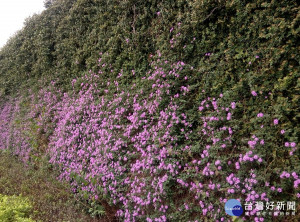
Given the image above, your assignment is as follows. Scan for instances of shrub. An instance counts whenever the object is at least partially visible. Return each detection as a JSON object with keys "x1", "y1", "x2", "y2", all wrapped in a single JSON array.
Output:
[
  {"x1": 0, "y1": 194, "x2": 34, "y2": 222},
  {"x1": 0, "y1": 0, "x2": 299, "y2": 221}
]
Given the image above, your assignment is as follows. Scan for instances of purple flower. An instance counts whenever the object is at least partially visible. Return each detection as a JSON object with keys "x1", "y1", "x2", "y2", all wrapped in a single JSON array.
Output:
[
  {"x1": 280, "y1": 171, "x2": 286, "y2": 178},
  {"x1": 294, "y1": 179, "x2": 300, "y2": 188},
  {"x1": 290, "y1": 142, "x2": 296, "y2": 148},
  {"x1": 280, "y1": 129, "x2": 285, "y2": 134},
  {"x1": 291, "y1": 172, "x2": 298, "y2": 179},
  {"x1": 215, "y1": 160, "x2": 221, "y2": 165},
  {"x1": 277, "y1": 188, "x2": 282, "y2": 192},
  {"x1": 231, "y1": 102, "x2": 236, "y2": 109},
  {"x1": 273, "y1": 119, "x2": 279, "y2": 125},
  {"x1": 284, "y1": 142, "x2": 289, "y2": 147},
  {"x1": 257, "y1": 113, "x2": 264, "y2": 118},
  {"x1": 251, "y1": 91, "x2": 257, "y2": 96},
  {"x1": 227, "y1": 113, "x2": 232, "y2": 120}
]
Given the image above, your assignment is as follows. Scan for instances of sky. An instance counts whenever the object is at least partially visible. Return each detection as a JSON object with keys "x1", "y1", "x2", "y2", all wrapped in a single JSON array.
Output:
[{"x1": 0, "y1": 0, "x2": 45, "y2": 49}]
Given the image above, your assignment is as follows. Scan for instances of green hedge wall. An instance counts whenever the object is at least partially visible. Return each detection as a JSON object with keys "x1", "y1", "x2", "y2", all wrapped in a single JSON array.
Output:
[{"x1": 0, "y1": 0, "x2": 299, "y2": 220}]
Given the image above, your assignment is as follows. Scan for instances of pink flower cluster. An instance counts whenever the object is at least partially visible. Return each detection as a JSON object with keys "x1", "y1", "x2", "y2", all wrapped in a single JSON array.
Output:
[{"x1": 0, "y1": 48, "x2": 298, "y2": 221}]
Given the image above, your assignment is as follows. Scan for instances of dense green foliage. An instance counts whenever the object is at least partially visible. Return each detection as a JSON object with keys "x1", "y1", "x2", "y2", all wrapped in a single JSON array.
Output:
[
  {"x1": 0, "y1": 194, "x2": 34, "y2": 222},
  {"x1": 0, "y1": 151, "x2": 110, "y2": 221},
  {"x1": 1, "y1": 0, "x2": 298, "y2": 104},
  {"x1": 0, "y1": 0, "x2": 299, "y2": 221},
  {"x1": 1, "y1": 0, "x2": 299, "y2": 143}
]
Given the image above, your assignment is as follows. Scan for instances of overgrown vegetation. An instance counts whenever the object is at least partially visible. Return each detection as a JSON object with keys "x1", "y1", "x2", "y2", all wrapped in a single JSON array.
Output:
[
  {"x1": 0, "y1": 193, "x2": 34, "y2": 222},
  {"x1": 0, "y1": 0, "x2": 299, "y2": 221},
  {"x1": 0, "y1": 151, "x2": 114, "y2": 221}
]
